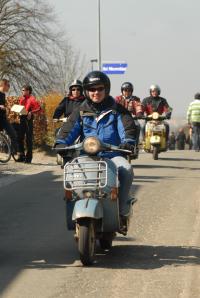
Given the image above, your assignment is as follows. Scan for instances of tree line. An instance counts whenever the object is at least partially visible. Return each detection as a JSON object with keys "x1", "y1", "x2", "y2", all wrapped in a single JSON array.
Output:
[{"x1": 0, "y1": 0, "x2": 86, "y2": 95}]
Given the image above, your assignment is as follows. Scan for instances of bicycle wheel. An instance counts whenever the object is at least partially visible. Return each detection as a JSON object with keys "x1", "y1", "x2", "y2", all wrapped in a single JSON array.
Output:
[
  {"x1": 0, "y1": 133, "x2": 11, "y2": 163},
  {"x1": 3, "y1": 132, "x2": 18, "y2": 161}
]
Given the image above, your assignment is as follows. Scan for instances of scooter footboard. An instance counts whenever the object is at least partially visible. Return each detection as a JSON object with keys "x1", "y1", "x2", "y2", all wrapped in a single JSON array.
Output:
[{"x1": 72, "y1": 199, "x2": 103, "y2": 221}]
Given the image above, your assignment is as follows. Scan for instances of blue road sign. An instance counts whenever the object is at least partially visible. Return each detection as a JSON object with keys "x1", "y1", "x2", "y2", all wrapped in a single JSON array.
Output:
[{"x1": 102, "y1": 62, "x2": 128, "y2": 75}]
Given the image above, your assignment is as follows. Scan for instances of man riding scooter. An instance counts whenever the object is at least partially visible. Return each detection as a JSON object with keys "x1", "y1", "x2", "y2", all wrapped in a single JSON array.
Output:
[
  {"x1": 53, "y1": 80, "x2": 85, "y2": 164},
  {"x1": 116, "y1": 82, "x2": 142, "y2": 151},
  {"x1": 142, "y1": 84, "x2": 172, "y2": 141},
  {"x1": 55, "y1": 71, "x2": 137, "y2": 232},
  {"x1": 53, "y1": 80, "x2": 85, "y2": 121}
]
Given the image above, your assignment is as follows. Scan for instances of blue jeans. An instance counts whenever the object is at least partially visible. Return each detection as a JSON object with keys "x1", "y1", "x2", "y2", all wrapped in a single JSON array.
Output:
[
  {"x1": 192, "y1": 123, "x2": 200, "y2": 150},
  {"x1": 111, "y1": 156, "x2": 134, "y2": 216}
]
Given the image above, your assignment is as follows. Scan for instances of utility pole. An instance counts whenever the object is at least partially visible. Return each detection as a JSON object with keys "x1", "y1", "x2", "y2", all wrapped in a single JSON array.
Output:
[{"x1": 98, "y1": 0, "x2": 101, "y2": 71}]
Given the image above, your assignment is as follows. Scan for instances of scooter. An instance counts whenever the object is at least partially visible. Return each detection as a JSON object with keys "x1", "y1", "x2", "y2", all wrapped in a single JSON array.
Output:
[
  {"x1": 128, "y1": 115, "x2": 143, "y2": 162},
  {"x1": 55, "y1": 136, "x2": 135, "y2": 266},
  {"x1": 143, "y1": 112, "x2": 168, "y2": 160},
  {"x1": 53, "y1": 118, "x2": 68, "y2": 166}
]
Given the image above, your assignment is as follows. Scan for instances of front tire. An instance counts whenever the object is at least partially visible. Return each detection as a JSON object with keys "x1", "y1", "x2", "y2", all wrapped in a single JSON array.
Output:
[
  {"x1": 99, "y1": 233, "x2": 114, "y2": 250},
  {"x1": 153, "y1": 146, "x2": 159, "y2": 160},
  {"x1": 0, "y1": 133, "x2": 11, "y2": 163},
  {"x1": 78, "y1": 219, "x2": 95, "y2": 266}
]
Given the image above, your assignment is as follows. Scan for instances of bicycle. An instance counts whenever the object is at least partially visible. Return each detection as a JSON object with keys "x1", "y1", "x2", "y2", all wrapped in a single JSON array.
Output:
[
  {"x1": 53, "y1": 118, "x2": 68, "y2": 166},
  {"x1": 0, "y1": 130, "x2": 18, "y2": 163}
]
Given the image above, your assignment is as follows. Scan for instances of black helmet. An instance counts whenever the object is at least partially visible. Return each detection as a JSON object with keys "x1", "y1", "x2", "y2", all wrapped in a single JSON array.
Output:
[
  {"x1": 194, "y1": 93, "x2": 200, "y2": 100},
  {"x1": 83, "y1": 71, "x2": 110, "y2": 98},
  {"x1": 150, "y1": 84, "x2": 161, "y2": 95},
  {"x1": 121, "y1": 82, "x2": 134, "y2": 93},
  {"x1": 69, "y1": 79, "x2": 83, "y2": 90}
]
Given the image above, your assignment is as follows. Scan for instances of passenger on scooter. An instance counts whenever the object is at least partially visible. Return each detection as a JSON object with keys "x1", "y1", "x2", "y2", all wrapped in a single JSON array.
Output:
[
  {"x1": 55, "y1": 71, "x2": 137, "y2": 224},
  {"x1": 116, "y1": 82, "x2": 143, "y2": 146},
  {"x1": 142, "y1": 84, "x2": 172, "y2": 140}
]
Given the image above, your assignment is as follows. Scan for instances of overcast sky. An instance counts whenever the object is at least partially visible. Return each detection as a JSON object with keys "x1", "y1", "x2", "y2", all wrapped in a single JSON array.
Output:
[{"x1": 48, "y1": 0, "x2": 200, "y2": 116}]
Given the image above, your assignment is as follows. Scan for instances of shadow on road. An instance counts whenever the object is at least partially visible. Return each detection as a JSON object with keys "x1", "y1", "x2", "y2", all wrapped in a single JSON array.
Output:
[
  {"x1": 93, "y1": 244, "x2": 200, "y2": 269},
  {"x1": 159, "y1": 157, "x2": 200, "y2": 162},
  {"x1": 0, "y1": 170, "x2": 77, "y2": 295},
  {"x1": 134, "y1": 175, "x2": 176, "y2": 183},
  {"x1": 29, "y1": 162, "x2": 56, "y2": 166},
  {"x1": 134, "y1": 164, "x2": 200, "y2": 171}
]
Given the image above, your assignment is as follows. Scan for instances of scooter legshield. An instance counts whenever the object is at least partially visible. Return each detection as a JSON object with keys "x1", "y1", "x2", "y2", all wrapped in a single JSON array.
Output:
[{"x1": 72, "y1": 198, "x2": 103, "y2": 221}]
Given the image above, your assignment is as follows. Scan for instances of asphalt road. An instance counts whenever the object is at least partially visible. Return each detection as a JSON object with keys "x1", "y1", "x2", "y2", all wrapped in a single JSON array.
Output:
[{"x1": 0, "y1": 150, "x2": 200, "y2": 298}]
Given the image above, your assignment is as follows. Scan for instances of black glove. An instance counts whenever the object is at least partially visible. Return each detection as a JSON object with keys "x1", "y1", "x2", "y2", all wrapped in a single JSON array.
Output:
[
  {"x1": 165, "y1": 112, "x2": 171, "y2": 120},
  {"x1": 119, "y1": 143, "x2": 135, "y2": 152},
  {"x1": 54, "y1": 143, "x2": 67, "y2": 156},
  {"x1": 54, "y1": 143, "x2": 66, "y2": 149}
]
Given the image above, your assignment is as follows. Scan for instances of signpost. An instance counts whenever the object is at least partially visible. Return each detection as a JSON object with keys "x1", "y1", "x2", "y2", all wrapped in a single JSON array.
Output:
[{"x1": 102, "y1": 62, "x2": 128, "y2": 75}]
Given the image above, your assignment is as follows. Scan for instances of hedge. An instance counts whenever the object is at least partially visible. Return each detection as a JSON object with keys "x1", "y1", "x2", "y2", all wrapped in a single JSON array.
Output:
[{"x1": 6, "y1": 93, "x2": 63, "y2": 146}]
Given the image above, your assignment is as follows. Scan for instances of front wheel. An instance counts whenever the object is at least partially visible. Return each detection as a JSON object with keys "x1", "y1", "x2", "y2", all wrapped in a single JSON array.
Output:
[
  {"x1": 0, "y1": 133, "x2": 11, "y2": 163},
  {"x1": 78, "y1": 219, "x2": 96, "y2": 266},
  {"x1": 153, "y1": 146, "x2": 159, "y2": 160}
]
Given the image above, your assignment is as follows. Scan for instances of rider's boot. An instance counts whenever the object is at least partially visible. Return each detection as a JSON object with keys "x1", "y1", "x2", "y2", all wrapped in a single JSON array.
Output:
[{"x1": 119, "y1": 198, "x2": 137, "y2": 235}]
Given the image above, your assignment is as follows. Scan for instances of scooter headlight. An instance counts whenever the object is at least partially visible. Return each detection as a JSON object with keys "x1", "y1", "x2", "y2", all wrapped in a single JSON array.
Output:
[
  {"x1": 152, "y1": 112, "x2": 159, "y2": 120},
  {"x1": 83, "y1": 137, "x2": 101, "y2": 154}
]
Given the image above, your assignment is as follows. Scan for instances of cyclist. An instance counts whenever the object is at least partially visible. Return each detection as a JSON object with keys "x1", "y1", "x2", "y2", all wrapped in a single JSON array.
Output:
[{"x1": 0, "y1": 79, "x2": 18, "y2": 154}]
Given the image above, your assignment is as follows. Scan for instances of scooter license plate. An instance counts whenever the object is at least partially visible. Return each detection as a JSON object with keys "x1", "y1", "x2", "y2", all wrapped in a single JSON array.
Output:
[{"x1": 150, "y1": 135, "x2": 160, "y2": 144}]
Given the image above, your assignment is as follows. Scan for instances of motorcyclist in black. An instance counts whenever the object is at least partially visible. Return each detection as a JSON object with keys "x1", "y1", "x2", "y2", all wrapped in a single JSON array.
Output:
[{"x1": 53, "y1": 80, "x2": 85, "y2": 120}]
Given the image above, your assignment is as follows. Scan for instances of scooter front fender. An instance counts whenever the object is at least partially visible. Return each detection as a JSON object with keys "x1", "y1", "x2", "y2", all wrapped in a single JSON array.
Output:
[{"x1": 72, "y1": 198, "x2": 103, "y2": 221}]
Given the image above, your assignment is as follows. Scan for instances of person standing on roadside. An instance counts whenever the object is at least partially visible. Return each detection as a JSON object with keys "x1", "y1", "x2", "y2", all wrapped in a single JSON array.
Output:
[
  {"x1": 17, "y1": 85, "x2": 41, "y2": 163},
  {"x1": 176, "y1": 128, "x2": 186, "y2": 150},
  {"x1": 187, "y1": 93, "x2": 200, "y2": 152},
  {"x1": 0, "y1": 79, "x2": 18, "y2": 154},
  {"x1": 168, "y1": 132, "x2": 176, "y2": 150}
]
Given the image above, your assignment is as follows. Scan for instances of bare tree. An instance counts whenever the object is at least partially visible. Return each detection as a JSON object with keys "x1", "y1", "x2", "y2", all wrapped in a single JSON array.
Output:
[
  {"x1": 52, "y1": 42, "x2": 87, "y2": 95},
  {"x1": 0, "y1": 0, "x2": 86, "y2": 95}
]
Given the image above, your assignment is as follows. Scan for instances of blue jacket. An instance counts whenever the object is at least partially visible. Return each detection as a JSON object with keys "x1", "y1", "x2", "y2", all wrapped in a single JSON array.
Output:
[{"x1": 56, "y1": 96, "x2": 137, "y2": 158}]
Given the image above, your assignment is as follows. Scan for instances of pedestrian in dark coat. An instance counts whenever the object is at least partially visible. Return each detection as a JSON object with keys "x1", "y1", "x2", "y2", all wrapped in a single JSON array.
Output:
[{"x1": 176, "y1": 128, "x2": 186, "y2": 150}]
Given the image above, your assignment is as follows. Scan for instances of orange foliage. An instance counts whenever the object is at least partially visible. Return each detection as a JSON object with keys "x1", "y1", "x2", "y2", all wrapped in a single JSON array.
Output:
[
  {"x1": 6, "y1": 96, "x2": 20, "y2": 123},
  {"x1": 42, "y1": 92, "x2": 63, "y2": 144}
]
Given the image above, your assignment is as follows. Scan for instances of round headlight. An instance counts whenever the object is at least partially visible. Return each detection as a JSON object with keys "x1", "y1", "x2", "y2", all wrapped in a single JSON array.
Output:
[
  {"x1": 152, "y1": 112, "x2": 159, "y2": 120},
  {"x1": 83, "y1": 137, "x2": 101, "y2": 154}
]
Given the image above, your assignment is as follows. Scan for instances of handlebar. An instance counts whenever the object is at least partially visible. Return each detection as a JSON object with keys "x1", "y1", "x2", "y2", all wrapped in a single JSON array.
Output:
[
  {"x1": 53, "y1": 140, "x2": 132, "y2": 154},
  {"x1": 134, "y1": 115, "x2": 168, "y2": 121},
  {"x1": 53, "y1": 117, "x2": 68, "y2": 123}
]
